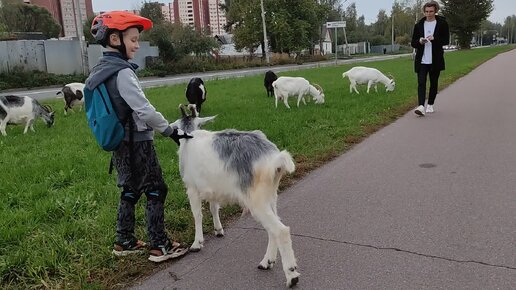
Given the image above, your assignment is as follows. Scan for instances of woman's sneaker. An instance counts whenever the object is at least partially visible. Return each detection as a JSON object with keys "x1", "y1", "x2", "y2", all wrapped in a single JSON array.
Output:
[
  {"x1": 148, "y1": 239, "x2": 189, "y2": 263},
  {"x1": 426, "y1": 104, "x2": 434, "y2": 113},
  {"x1": 112, "y1": 239, "x2": 147, "y2": 256},
  {"x1": 414, "y1": 105, "x2": 425, "y2": 116}
]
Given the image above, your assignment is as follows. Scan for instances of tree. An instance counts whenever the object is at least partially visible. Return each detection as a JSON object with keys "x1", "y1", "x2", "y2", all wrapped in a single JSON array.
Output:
[
  {"x1": 83, "y1": 14, "x2": 96, "y2": 44},
  {"x1": 0, "y1": 2, "x2": 61, "y2": 39},
  {"x1": 441, "y1": 0, "x2": 493, "y2": 49},
  {"x1": 140, "y1": 2, "x2": 164, "y2": 25}
]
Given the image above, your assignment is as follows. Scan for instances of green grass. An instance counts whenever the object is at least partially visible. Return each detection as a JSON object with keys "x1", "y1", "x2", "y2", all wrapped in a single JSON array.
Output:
[{"x1": 0, "y1": 45, "x2": 513, "y2": 289}]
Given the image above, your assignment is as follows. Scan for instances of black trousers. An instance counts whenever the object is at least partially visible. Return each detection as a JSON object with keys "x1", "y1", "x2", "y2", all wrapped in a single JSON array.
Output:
[{"x1": 417, "y1": 64, "x2": 441, "y2": 106}]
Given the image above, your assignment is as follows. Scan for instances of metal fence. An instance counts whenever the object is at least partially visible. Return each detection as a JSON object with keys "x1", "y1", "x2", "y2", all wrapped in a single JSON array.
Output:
[{"x1": 0, "y1": 40, "x2": 159, "y2": 75}]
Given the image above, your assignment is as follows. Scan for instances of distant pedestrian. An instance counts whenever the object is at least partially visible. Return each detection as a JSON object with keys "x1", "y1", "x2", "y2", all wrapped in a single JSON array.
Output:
[{"x1": 411, "y1": 0, "x2": 449, "y2": 116}]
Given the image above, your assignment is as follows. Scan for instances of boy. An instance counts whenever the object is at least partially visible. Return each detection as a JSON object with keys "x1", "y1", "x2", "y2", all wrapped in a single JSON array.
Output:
[{"x1": 85, "y1": 11, "x2": 191, "y2": 262}]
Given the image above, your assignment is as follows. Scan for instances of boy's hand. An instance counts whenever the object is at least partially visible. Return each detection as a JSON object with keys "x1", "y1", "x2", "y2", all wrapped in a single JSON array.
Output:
[
  {"x1": 420, "y1": 37, "x2": 428, "y2": 44},
  {"x1": 170, "y1": 128, "x2": 193, "y2": 145}
]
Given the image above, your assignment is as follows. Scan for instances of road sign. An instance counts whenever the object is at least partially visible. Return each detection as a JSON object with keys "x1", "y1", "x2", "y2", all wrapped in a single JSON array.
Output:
[{"x1": 326, "y1": 21, "x2": 346, "y2": 28}]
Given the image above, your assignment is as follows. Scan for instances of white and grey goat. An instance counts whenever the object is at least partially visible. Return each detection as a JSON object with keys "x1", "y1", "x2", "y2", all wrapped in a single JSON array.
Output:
[
  {"x1": 170, "y1": 104, "x2": 300, "y2": 288},
  {"x1": 342, "y1": 66, "x2": 395, "y2": 94},
  {"x1": 56, "y1": 82, "x2": 85, "y2": 115},
  {"x1": 272, "y1": 76, "x2": 325, "y2": 109},
  {"x1": 0, "y1": 95, "x2": 55, "y2": 136}
]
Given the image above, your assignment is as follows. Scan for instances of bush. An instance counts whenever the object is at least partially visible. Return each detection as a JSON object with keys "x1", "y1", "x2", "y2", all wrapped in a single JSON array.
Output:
[{"x1": 0, "y1": 68, "x2": 86, "y2": 91}]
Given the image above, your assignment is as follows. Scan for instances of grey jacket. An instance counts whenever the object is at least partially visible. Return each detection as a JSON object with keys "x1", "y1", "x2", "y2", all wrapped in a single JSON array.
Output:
[{"x1": 85, "y1": 53, "x2": 173, "y2": 141}]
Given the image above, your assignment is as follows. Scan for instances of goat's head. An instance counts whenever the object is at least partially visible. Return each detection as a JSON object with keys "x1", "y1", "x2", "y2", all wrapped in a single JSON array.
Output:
[
  {"x1": 169, "y1": 104, "x2": 216, "y2": 134},
  {"x1": 41, "y1": 105, "x2": 55, "y2": 127},
  {"x1": 385, "y1": 74, "x2": 396, "y2": 92},
  {"x1": 312, "y1": 84, "x2": 325, "y2": 104}
]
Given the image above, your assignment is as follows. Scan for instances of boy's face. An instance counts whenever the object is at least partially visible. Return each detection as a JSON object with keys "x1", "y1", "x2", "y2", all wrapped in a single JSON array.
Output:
[{"x1": 108, "y1": 27, "x2": 140, "y2": 59}]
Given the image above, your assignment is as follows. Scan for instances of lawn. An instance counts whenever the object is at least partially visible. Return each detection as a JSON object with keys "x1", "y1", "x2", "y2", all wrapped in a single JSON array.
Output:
[{"x1": 0, "y1": 45, "x2": 513, "y2": 289}]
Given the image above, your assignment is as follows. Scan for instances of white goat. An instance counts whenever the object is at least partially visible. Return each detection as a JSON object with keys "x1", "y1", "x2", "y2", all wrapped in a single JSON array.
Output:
[
  {"x1": 170, "y1": 104, "x2": 300, "y2": 288},
  {"x1": 56, "y1": 82, "x2": 85, "y2": 115},
  {"x1": 0, "y1": 95, "x2": 55, "y2": 136},
  {"x1": 272, "y1": 76, "x2": 325, "y2": 109},
  {"x1": 342, "y1": 66, "x2": 395, "y2": 94}
]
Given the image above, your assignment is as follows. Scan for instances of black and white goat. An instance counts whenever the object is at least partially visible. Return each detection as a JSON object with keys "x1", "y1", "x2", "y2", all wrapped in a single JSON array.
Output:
[
  {"x1": 264, "y1": 70, "x2": 278, "y2": 97},
  {"x1": 272, "y1": 76, "x2": 325, "y2": 109},
  {"x1": 0, "y1": 95, "x2": 55, "y2": 136},
  {"x1": 170, "y1": 104, "x2": 300, "y2": 288},
  {"x1": 342, "y1": 66, "x2": 395, "y2": 94},
  {"x1": 56, "y1": 82, "x2": 85, "y2": 115},
  {"x1": 185, "y1": 78, "x2": 207, "y2": 114}
]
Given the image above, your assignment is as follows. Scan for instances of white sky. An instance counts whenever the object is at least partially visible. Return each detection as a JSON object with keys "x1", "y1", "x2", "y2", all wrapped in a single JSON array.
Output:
[{"x1": 91, "y1": 0, "x2": 514, "y2": 24}]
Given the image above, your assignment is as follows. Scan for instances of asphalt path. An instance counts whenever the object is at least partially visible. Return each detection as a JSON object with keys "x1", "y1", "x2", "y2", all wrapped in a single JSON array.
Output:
[
  {"x1": 0, "y1": 54, "x2": 409, "y2": 100},
  {"x1": 129, "y1": 48, "x2": 516, "y2": 289}
]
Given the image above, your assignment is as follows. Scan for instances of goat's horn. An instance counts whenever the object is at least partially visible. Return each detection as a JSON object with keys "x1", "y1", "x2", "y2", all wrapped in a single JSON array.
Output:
[
  {"x1": 313, "y1": 84, "x2": 323, "y2": 93},
  {"x1": 179, "y1": 104, "x2": 187, "y2": 117},
  {"x1": 188, "y1": 104, "x2": 198, "y2": 118},
  {"x1": 43, "y1": 105, "x2": 53, "y2": 113},
  {"x1": 387, "y1": 73, "x2": 395, "y2": 80}
]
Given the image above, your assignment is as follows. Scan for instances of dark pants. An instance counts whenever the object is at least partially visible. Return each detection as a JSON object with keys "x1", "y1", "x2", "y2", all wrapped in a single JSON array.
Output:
[
  {"x1": 113, "y1": 140, "x2": 169, "y2": 248},
  {"x1": 417, "y1": 64, "x2": 441, "y2": 106}
]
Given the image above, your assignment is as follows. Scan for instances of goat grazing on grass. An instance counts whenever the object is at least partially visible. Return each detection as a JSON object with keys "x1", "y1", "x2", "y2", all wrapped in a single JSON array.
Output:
[
  {"x1": 264, "y1": 70, "x2": 278, "y2": 97},
  {"x1": 170, "y1": 104, "x2": 300, "y2": 288},
  {"x1": 342, "y1": 66, "x2": 395, "y2": 94},
  {"x1": 0, "y1": 95, "x2": 55, "y2": 136},
  {"x1": 56, "y1": 82, "x2": 85, "y2": 115},
  {"x1": 272, "y1": 76, "x2": 325, "y2": 109},
  {"x1": 186, "y1": 78, "x2": 207, "y2": 114}
]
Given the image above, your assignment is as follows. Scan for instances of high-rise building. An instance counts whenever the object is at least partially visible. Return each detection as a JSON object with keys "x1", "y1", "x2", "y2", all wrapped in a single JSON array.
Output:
[
  {"x1": 168, "y1": 0, "x2": 227, "y2": 36},
  {"x1": 27, "y1": 0, "x2": 93, "y2": 38}
]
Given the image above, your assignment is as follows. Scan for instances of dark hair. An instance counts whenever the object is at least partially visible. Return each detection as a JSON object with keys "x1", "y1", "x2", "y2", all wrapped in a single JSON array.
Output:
[{"x1": 422, "y1": 1, "x2": 440, "y2": 13}]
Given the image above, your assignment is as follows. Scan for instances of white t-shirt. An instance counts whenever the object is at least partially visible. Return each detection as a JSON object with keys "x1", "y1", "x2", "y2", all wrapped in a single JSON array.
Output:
[{"x1": 422, "y1": 20, "x2": 437, "y2": 64}]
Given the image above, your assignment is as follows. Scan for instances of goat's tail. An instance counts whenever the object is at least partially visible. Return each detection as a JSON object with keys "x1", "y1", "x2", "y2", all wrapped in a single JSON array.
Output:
[
  {"x1": 342, "y1": 71, "x2": 348, "y2": 79},
  {"x1": 274, "y1": 150, "x2": 295, "y2": 174}
]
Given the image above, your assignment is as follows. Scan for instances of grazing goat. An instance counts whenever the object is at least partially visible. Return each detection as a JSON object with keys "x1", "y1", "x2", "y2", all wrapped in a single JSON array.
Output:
[
  {"x1": 0, "y1": 95, "x2": 55, "y2": 136},
  {"x1": 170, "y1": 104, "x2": 300, "y2": 288},
  {"x1": 56, "y1": 82, "x2": 85, "y2": 115},
  {"x1": 272, "y1": 76, "x2": 325, "y2": 109},
  {"x1": 185, "y1": 78, "x2": 207, "y2": 114},
  {"x1": 342, "y1": 66, "x2": 395, "y2": 94},
  {"x1": 264, "y1": 70, "x2": 278, "y2": 97}
]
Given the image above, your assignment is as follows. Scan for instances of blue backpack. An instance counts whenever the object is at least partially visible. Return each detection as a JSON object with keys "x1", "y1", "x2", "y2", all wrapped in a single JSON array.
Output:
[{"x1": 84, "y1": 83, "x2": 125, "y2": 151}]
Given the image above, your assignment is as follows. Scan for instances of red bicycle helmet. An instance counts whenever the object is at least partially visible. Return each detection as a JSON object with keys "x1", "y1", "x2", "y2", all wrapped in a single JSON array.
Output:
[{"x1": 91, "y1": 11, "x2": 153, "y2": 46}]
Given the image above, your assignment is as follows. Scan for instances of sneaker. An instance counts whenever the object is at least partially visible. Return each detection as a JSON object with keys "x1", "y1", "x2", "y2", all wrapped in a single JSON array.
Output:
[
  {"x1": 112, "y1": 239, "x2": 147, "y2": 256},
  {"x1": 426, "y1": 104, "x2": 434, "y2": 113},
  {"x1": 414, "y1": 105, "x2": 425, "y2": 116},
  {"x1": 148, "y1": 240, "x2": 189, "y2": 263}
]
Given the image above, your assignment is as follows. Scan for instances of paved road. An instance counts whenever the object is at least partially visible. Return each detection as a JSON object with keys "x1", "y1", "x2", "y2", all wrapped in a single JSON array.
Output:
[
  {"x1": 129, "y1": 48, "x2": 516, "y2": 289},
  {"x1": 0, "y1": 54, "x2": 409, "y2": 100}
]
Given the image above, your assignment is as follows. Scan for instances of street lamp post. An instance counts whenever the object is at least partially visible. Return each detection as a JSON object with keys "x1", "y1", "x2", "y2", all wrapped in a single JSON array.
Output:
[{"x1": 260, "y1": 0, "x2": 270, "y2": 64}]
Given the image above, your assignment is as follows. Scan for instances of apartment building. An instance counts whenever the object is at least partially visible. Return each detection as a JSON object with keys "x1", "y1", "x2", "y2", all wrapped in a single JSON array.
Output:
[
  {"x1": 27, "y1": 0, "x2": 93, "y2": 38},
  {"x1": 167, "y1": 0, "x2": 227, "y2": 36}
]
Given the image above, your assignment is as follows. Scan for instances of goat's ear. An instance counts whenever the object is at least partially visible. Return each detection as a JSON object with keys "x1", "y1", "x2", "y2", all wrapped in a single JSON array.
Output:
[
  {"x1": 187, "y1": 104, "x2": 198, "y2": 117},
  {"x1": 197, "y1": 115, "x2": 216, "y2": 127},
  {"x1": 179, "y1": 104, "x2": 187, "y2": 117}
]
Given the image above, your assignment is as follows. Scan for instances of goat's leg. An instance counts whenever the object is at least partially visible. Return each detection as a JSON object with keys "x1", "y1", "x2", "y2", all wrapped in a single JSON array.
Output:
[
  {"x1": 374, "y1": 84, "x2": 378, "y2": 93},
  {"x1": 250, "y1": 205, "x2": 300, "y2": 287},
  {"x1": 187, "y1": 187, "x2": 204, "y2": 251},
  {"x1": 257, "y1": 198, "x2": 279, "y2": 270},
  {"x1": 367, "y1": 81, "x2": 373, "y2": 93},
  {"x1": 0, "y1": 118, "x2": 8, "y2": 136},
  {"x1": 23, "y1": 119, "x2": 33, "y2": 134},
  {"x1": 275, "y1": 94, "x2": 279, "y2": 108},
  {"x1": 283, "y1": 96, "x2": 291, "y2": 109},
  {"x1": 351, "y1": 82, "x2": 360, "y2": 94},
  {"x1": 209, "y1": 201, "x2": 224, "y2": 237}
]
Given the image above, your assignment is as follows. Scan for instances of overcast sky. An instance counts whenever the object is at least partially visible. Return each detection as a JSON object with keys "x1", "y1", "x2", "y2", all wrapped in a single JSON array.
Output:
[{"x1": 91, "y1": 0, "x2": 514, "y2": 25}]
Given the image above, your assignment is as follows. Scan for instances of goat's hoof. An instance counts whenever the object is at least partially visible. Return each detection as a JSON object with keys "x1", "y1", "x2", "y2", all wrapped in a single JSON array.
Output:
[
  {"x1": 288, "y1": 277, "x2": 299, "y2": 288},
  {"x1": 189, "y1": 247, "x2": 201, "y2": 252},
  {"x1": 214, "y1": 229, "x2": 224, "y2": 237},
  {"x1": 258, "y1": 259, "x2": 274, "y2": 270}
]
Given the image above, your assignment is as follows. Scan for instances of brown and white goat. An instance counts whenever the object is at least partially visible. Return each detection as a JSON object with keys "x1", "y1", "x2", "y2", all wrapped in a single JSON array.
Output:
[
  {"x1": 170, "y1": 104, "x2": 300, "y2": 288},
  {"x1": 0, "y1": 95, "x2": 55, "y2": 136}
]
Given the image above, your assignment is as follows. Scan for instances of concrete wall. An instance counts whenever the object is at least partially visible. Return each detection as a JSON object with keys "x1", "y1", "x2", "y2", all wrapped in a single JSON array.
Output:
[
  {"x1": 0, "y1": 40, "x2": 47, "y2": 73},
  {"x1": 0, "y1": 40, "x2": 159, "y2": 75}
]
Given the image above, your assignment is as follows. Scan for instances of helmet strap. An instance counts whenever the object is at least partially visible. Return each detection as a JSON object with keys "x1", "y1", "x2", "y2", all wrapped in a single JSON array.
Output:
[{"x1": 107, "y1": 31, "x2": 128, "y2": 60}]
